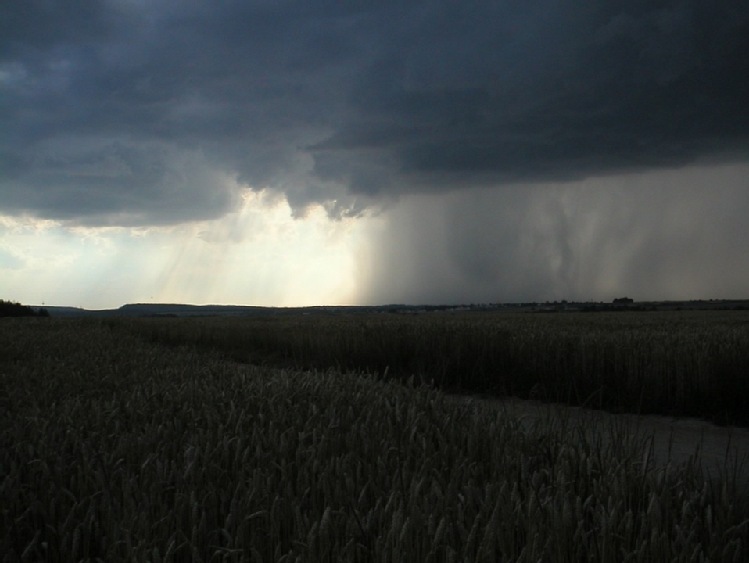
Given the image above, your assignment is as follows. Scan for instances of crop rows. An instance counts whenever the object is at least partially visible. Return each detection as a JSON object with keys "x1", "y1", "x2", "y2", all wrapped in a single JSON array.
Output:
[
  {"x1": 1, "y1": 319, "x2": 748, "y2": 561},
  {"x1": 120, "y1": 311, "x2": 749, "y2": 424}
]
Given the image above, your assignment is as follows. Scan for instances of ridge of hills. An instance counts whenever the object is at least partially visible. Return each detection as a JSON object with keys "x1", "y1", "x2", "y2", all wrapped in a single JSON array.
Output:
[{"x1": 31, "y1": 299, "x2": 749, "y2": 318}]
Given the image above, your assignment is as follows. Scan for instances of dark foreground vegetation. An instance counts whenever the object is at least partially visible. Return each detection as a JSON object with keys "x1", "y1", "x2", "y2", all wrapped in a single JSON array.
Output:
[
  {"x1": 2, "y1": 319, "x2": 748, "y2": 561},
  {"x1": 119, "y1": 310, "x2": 749, "y2": 426}
]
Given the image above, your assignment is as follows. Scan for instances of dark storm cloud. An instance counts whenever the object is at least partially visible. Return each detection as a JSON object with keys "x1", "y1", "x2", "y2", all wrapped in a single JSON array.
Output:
[
  {"x1": 357, "y1": 164, "x2": 749, "y2": 304},
  {"x1": 322, "y1": 1, "x2": 749, "y2": 190},
  {"x1": 1, "y1": 1, "x2": 748, "y2": 224}
]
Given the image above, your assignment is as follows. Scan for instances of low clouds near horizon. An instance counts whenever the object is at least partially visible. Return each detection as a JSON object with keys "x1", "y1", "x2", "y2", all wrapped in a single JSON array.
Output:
[{"x1": 2, "y1": 1, "x2": 749, "y2": 305}]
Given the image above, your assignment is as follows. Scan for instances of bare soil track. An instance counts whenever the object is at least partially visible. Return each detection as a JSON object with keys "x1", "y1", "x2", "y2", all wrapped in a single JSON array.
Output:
[{"x1": 452, "y1": 393, "x2": 749, "y2": 491}]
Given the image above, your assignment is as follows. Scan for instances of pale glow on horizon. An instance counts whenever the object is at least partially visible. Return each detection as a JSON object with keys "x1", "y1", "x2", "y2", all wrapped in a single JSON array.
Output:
[
  {"x1": 0, "y1": 191, "x2": 373, "y2": 309},
  {"x1": 4, "y1": 162, "x2": 748, "y2": 309}
]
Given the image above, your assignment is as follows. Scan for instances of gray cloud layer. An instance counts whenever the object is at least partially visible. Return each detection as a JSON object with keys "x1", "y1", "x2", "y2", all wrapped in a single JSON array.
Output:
[
  {"x1": 358, "y1": 163, "x2": 749, "y2": 304},
  {"x1": 2, "y1": 1, "x2": 749, "y2": 224}
]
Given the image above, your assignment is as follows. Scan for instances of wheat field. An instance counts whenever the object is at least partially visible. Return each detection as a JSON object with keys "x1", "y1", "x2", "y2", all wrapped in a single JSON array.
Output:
[{"x1": 2, "y1": 317, "x2": 748, "y2": 561}]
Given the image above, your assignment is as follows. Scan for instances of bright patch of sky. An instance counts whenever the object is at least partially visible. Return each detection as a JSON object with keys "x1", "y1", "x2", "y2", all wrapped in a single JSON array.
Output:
[{"x1": 0, "y1": 191, "x2": 371, "y2": 309}]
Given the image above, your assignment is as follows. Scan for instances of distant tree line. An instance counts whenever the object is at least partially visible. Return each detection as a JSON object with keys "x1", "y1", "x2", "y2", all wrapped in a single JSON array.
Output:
[{"x1": 0, "y1": 299, "x2": 49, "y2": 318}]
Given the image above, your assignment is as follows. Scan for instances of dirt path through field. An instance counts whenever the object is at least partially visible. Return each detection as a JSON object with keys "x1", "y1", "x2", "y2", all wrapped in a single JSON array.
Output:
[{"x1": 451, "y1": 393, "x2": 749, "y2": 489}]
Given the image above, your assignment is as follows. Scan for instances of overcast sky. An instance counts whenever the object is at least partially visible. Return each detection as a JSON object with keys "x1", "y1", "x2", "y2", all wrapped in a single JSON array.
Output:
[{"x1": 2, "y1": 1, "x2": 748, "y2": 307}]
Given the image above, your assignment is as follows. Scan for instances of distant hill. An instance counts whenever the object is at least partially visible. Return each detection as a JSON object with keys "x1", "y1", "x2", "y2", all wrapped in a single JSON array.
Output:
[
  {"x1": 29, "y1": 299, "x2": 749, "y2": 318},
  {"x1": 41, "y1": 306, "x2": 95, "y2": 317},
  {"x1": 38, "y1": 302, "x2": 490, "y2": 318},
  {"x1": 117, "y1": 303, "x2": 277, "y2": 317}
]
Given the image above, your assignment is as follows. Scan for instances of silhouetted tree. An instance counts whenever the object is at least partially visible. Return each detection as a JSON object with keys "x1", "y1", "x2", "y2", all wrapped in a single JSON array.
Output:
[{"x1": 0, "y1": 299, "x2": 49, "y2": 317}]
